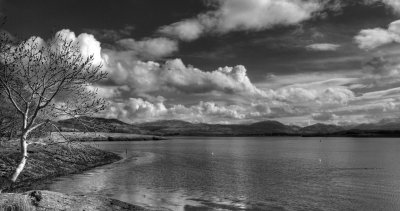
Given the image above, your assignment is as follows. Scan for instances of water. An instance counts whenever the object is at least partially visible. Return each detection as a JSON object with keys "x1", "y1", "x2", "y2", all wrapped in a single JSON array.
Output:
[{"x1": 41, "y1": 137, "x2": 400, "y2": 210}]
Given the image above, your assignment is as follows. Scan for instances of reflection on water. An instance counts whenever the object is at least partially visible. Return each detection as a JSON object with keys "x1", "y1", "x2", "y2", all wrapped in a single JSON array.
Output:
[{"x1": 41, "y1": 137, "x2": 400, "y2": 210}]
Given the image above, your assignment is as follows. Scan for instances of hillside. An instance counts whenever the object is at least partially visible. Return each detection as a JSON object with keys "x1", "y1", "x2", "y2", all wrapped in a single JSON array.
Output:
[
  {"x1": 137, "y1": 120, "x2": 298, "y2": 136},
  {"x1": 301, "y1": 123, "x2": 344, "y2": 136},
  {"x1": 56, "y1": 116, "x2": 400, "y2": 137},
  {"x1": 57, "y1": 116, "x2": 144, "y2": 134}
]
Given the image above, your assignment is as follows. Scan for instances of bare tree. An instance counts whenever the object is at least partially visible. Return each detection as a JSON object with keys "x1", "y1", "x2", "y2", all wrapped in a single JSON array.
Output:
[{"x1": 0, "y1": 31, "x2": 107, "y2": 192}]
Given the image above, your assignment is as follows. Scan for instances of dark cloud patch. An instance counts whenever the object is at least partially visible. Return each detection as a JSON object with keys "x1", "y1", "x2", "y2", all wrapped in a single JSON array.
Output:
[
  {"x1": 1, "y1": 0, "x2": 209, "y2": 38},
  {"x1": 83, "y1": 25, "x2": 134, "y2": 43}
]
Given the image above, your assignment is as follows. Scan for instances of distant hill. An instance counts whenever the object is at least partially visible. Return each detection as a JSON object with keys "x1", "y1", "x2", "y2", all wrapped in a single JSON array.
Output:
[
  {"x1": 56, "y1": 116, "x2": 400, "y2": 137},
  {"x1": 353, "y1": 119, "x2": 400, "y2": 131},
  {"x1": 138, "y1": 120, "x2": 234, "y2": 136},
  {"x1": 57, "y1": 116, "x2": 144, "y2": 134},
  {"x1": 301, "y1": 123, "x2": 344, "y2": 136},
  {"x1": 329, "y1": 119, "x2": 400, "y2": 137},
  {"x1": 137, "y1": 120, "x2": 298, "y2": 136}
]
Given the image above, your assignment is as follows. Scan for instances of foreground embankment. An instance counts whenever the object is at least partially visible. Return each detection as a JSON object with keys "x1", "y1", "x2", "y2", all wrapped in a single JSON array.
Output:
[
  {"x1": 0, "y1": 133, "x2": 162, "y2": 210},
  {"x1": 0, "y1": 190, "x2": 148, "y2": 211},
  {"x1": 0, "y1": 136, "x2": 122, "y2": 192}
]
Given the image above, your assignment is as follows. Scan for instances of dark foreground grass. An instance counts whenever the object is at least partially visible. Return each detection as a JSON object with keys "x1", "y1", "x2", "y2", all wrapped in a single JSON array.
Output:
[
  {"x1": 0, "y1": 133, "x2": 153, "y2": 210},
  {"x1": 0, "y1": 190, "x2": 148, "y2": 211},
  {"x1": 0, "y1": 134, "x2": 121, "y2": 192}
]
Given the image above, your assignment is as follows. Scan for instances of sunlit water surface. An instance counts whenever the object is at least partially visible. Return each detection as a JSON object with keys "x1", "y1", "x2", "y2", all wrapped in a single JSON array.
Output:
[{"x1": 41, "y1": 137, "x2": 400, "y2": 210}]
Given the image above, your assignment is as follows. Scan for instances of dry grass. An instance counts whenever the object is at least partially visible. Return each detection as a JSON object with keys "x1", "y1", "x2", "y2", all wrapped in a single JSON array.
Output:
[
  {"x1": 0, "y1": 193, "x2": 33, "y2": 211},
  {"x1": 0, "y1": 190, "x2": 148, "y2": 211},
  {"x1": 0, "y1": 134, "x2": 121, "y2": 192}
]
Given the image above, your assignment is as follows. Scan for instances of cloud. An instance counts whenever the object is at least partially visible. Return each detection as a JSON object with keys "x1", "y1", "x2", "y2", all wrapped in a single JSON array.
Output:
[
  {"x1": 355, "y1": 20, "x2": 400, "y2": 50},
  {"x1": 1, "y1": 29, "x2": 103, "y2": 68},
  {"x1": 275, "y1": 86, "x2": 355, "y2": 107},
  {"x1": 159, "y1": 0, "x2": 323, "y2": 41},
  {"x1": 312, "y1": 112, "x2": 338, "y2": 121},
  {"x1": 333, "y1": 98, "x2": 398, "y2": 115},
  {"x1": 159, "y1": 20, "x2": 204, "y2": 41},
  {"x1": 83, "y1": 25, "x2": 135, "y2": 42},
  {"x1": 55, "y1": 29, "x2": 103, "y2": 65},
  {"x1": 116, "y1": 37, "x2": 178, "y2": 59},
  {"x1": 306, "y1": 43, "x2": 341, "y2": 51},
  {"x1": 103, "y1": 98, "x2": 272, "y2": 123},
  {"x1": 353, "y1": 56, "x2": 400, "y2": 89},
  {"x1": 102, "y1": 56, "x2": 270, "y2": 98},
  {"x1": 100, "y1": 47, "x2": 365, "y2": 123},
  {"x1": 7, "y1": 29, "x2": 400, "y2": 125},
  {"x1": 379, "y1": 0, "x2": 400, "y2": 13},
  {"x1": 86, "y1": 85, "x2": 125, "y2": 99},
  {"x1": 260, "y1": 72, "x2": 357, "y2": 89}
]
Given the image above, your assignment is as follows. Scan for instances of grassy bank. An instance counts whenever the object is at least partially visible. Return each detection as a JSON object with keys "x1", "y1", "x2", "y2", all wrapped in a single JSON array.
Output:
[
  {"x1": 0, "y1": 190, "x2": 148, "y2": 211},
  {"x1": 0, "y1": 134, "x2": 122, "y2": 192},
  {"x1": 0, "y1": 132, "x2": 161, "y2": 210}
]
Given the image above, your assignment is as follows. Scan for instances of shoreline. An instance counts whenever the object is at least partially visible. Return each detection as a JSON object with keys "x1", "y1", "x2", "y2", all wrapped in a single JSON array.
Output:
[
  {"x1": 0, "y1": 140, "x2": 122, "y2": 193},
  {"x1": 60, "y1": 132, "x2": 167, "y2": 142},
  {"x1": 0, "y1": 190, "x2": 149, "y2": 210},
  {"x1": 0, "y1": 135, "x2": 154, "y2": 210}
]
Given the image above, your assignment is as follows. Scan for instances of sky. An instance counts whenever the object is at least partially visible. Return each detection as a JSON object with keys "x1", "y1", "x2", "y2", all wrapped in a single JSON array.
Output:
[{"x1": 2, "y1": 0, "x2": 400, "y2": 126}]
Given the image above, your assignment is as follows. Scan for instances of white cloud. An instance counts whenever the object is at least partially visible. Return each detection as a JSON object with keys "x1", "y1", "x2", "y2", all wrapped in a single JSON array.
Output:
[
  {"x1": 355, "y1": 20, "x2": 400, "y2": 50},
  {"x1": 104, "y1": 98, "x2": 167, "y2": 121},
  {"x1": 55, "y1": 29, "x2": 103, "y2": 65},
  {"x1": 103, "y1": 98, "x2": 272, "y2": 123},
  {"x1": 116, "y1": 37, "x2": 178, "y2": 59},
  {"x1": 102, "y1": 56, "x2": 270, "y2": 98},
  {"x1": 1, "y1": 29, "x2": 104, "y2": 72},
  {"x1": 159, "y1": 20, "x2": 204, "y2": 41},
  {"x1": 8, "y1": 29, "x2": 399, "y2": 125},
  {"x1": 86, "y1": 85, "x2": 123, "y2": 98},
  {"x1": 379, "y1": 0, "x2": 400, "y2": 13},
  {"x1": 306, "y1": 43, "x2": 341, "y2": 51},
  {"x1": 275, "y1": 86, "x2": 354, "y2": 107},
  {"x1": 159, "y1": 0, "x2": 323, "y2": 41}
]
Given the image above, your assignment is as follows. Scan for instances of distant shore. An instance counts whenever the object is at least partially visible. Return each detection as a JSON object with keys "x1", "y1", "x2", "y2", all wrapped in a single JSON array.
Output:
[{"x1": 60, "y1": 132, "x2": 167, "y2": 142}]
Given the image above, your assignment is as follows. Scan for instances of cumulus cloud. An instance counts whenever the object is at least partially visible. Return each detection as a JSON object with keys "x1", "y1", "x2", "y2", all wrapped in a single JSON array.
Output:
[
  {"x1": 1, "y1": 29, "x2": 103, "y2": 68},
  {"x1": 159, "y1": 0, "x2": 323, "y2": 41},
  {"x1": 100, "y1": 45, "x2": 366, "y2": 123},
  {"x1": 55, "y1": 29, "x2": 103, "y2": 65},
  {"x1": 102, "y1": 56, "x2": 270, "y2": 98},
  {"x1": 275, "y1": 86, "x2": 354, "y2": 107},
  {"x1": 306, "y1": 43, "x2": 341, "y2": 51},
  {"x1": 103, "y1": 98, "x2": 272, "y2": 123},
  {"x1": 8, "y1": 29, "x2": 400, "y2": 125},
  {"x1": 355, "y1": 20, "x2": 400, "y2": 50},
  {"x1": 116, "y1": 37, "x2": 178, "y2": 59},
  {"x1": 86, "y1": 85, "x2": 125, "y2": 99},
  {"x1": 379, "y1": 0, "x2": 400, "y2": 13}
]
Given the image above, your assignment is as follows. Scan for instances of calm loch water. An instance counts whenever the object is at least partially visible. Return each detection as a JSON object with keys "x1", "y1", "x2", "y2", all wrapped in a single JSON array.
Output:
[{"x1": 43, "y1": 137, "x2": 400, "y2": 210}]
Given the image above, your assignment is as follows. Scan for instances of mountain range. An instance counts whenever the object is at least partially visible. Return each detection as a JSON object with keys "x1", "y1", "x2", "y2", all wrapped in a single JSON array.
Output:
[{"x1": 56, "y1": 117, "x2": 400, "y2": 137}]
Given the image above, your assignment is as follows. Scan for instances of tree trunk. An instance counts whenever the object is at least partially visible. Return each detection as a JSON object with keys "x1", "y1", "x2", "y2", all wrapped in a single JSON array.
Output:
[
  {"x1": 11, "y1": 135, "x2": 28, "y2": 182},
  {"x1": 0, "y1": 134, "x2": 28, "y2": 193}
]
